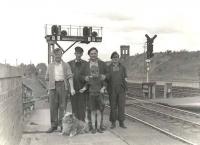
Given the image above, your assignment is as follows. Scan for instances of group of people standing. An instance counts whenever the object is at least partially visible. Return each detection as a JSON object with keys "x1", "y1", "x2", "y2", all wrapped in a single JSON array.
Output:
[{"x1": 45, "y1": 46, "x2": 128, "y2": 134}]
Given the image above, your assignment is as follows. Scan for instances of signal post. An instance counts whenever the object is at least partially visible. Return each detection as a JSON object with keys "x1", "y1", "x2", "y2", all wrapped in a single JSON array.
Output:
[{"x1": 142, "y1": 34, "x2": 157, "y2": 99}]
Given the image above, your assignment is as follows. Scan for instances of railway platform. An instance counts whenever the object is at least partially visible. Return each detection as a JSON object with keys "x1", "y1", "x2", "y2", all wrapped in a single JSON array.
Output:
[
  {"x1": 151, "y1": 96, "x2": 200, "y2": 112},
  {"x1": 20, "y1": 99, "x2": 187, "y2": 145}
]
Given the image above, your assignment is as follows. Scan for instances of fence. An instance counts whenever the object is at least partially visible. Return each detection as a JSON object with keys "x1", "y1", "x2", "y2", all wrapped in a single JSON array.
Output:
[
  {"x1": 22, "y1": 83, "x2": 35, "y2": 115},
  {"x1": 0, "y1": 64, "x2": 23, "y2": 145},
  {"x1": 128, "y1": 82, "x2": 200, "y2": 98}
]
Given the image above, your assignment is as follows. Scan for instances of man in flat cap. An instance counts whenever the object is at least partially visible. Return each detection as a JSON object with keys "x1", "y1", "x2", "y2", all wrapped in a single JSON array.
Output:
[
  {"x1": 107, "y1": 51, "x2": 127, "y2": 129},
  {"x1": 45, "y1": 48, "x2": 75, "y2": 133},
  {"x1": 84, "y1": 47, "x2": 108, "y2": 131},
  {"x1": 68, "y1": 46, "x2": 88, "y2": 121}
]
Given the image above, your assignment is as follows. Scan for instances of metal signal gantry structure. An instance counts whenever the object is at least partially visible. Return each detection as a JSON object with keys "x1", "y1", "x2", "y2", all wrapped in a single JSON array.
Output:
[{"x1": 45, "y1": 24, "x2": 103, "y2": 64}]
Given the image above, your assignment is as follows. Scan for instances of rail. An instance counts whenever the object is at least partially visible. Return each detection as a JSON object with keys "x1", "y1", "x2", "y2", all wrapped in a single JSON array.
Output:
[{"x1": 123, "y1": 95, "x2": 200, "y2": 145}]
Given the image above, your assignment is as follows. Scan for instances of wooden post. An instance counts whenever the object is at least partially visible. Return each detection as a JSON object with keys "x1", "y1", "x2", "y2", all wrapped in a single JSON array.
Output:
[{"x1": 164, "y1": 83, "x2": 172, "y2": 98}]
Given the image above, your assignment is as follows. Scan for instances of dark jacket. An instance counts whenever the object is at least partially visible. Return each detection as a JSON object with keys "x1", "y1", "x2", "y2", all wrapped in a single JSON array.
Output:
[
  {"x1": 107, "y1": 62, "x2": 128, "y2": 95},
  {"x1": 68, "y1": 59, "x2": 88, "y2": 91},
  {"x1": 81, "y1": 59, "x2": 108, "y2": 90},
  {"x1": 84, "y1": 59, "x2": 108, "y2": 76}
]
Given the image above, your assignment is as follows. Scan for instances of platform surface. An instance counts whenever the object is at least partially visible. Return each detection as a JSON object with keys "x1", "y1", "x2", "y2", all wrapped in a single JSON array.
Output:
[{"x1": 20, "y1": 99, "x2": 187, "y2": 145}]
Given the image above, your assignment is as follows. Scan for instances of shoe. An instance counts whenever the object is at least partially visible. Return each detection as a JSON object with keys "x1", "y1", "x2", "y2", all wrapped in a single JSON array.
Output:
[
  {"x1": 91, "y1": 128, "x2": 96, "y2": 134},
  {"x1": 60, "y1": 126, "x2": 63, "y2": 132},
  {"x1": 119, "y1": 122, "x2": 127, "y2": 129},
  {"x1": 110, "y1": 122, "x2": 116, "y2": 129},
  {"x1": 88, "y1": 123, "x2": 93, "y2": 131},
  {"x1": 46, "y1": 127, "x2": 57, "y2": 133},
  {"x1": 100, "y1": 124, "x2": 107, "y2": 131},
  {"x1": 97, "y1": 128, "x2": 104, "y2": 133}
]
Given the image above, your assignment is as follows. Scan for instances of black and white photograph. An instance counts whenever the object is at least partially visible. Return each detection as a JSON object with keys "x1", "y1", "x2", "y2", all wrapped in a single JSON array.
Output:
[{"x1": 1, "y1": 0, "x2": 200, "y2": 145}]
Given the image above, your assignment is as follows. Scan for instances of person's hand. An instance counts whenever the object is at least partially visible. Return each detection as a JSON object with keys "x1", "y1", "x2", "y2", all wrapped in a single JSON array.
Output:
[
  {"x1": 79, "y1": 87, "x2": 87, "y2": 93},
  {"x1": 101, "y1": 74, "x2": 106, "y2": 80},
  {"x1": 125, "y1": 91, "x2": 128, "y2": 97},
  {"x1": 100, "y1": 87, "x2": 106, "y2": 94},
  {"x1": 46, "y1": 89, "x2": 49, "y2": 95},
  {"x1": 85, "y1": 76, "x2": 89, "y2": 82},
  {"x1": 71, "y1": 88, "x2": 75, "y2": 96}
]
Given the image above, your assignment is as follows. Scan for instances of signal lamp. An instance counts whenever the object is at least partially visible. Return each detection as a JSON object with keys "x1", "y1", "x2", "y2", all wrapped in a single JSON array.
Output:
[
  {"x1": 61, "y1": 30, "x2": 67, "y2": 37},
  {"x1": 83, "y1": 26, "x2": 90, "y2": 37},
  {"x1": 92, "y1": 31, "x2": 98, "y2": 37},
  {"x1": 51, "y1": 25, "x2": 58, "y2": 35}
]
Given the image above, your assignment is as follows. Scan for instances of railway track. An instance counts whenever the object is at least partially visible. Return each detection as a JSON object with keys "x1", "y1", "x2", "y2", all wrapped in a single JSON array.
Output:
[
  {"x1": 37, "y1": 77, "x2": 200, "y2": 144},
  {"x1": 126, "y1": 95, "x2": 200, "y2": 125},
  {"x1": 119, "y1": 94, "x2": 200, "y2": 145}
]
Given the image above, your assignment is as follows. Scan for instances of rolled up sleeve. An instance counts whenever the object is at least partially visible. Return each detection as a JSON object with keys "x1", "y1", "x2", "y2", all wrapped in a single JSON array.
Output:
[
  {"x1": 65, "y1": 62, "x2": 73, "y2": 80},
  {"x1": 45, "y1": 66, "x2": 49, "y2": 81}
]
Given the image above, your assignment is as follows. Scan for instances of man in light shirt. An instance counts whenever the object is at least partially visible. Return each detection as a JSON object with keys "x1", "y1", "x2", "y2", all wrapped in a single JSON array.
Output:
[{"x1": 45, "y1": 48, "x2": 75, "y2": 133}]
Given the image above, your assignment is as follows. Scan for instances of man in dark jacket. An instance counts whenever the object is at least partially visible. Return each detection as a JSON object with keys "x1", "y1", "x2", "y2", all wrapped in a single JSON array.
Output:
[
  {"x1": 107, "y1": 51, "x2": 127, "y2": 129},
  {"x1": 68, "y1": 46, "x2": 87, "y2": 121}
]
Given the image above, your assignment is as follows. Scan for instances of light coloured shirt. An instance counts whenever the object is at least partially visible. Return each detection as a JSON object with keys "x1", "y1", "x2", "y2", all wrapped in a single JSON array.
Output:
[
  {"x1": 75, "y1": 59, "x2": 81, "y2": 63},
  {"x1": 54, "y1": 62, "x2": 64, "y2": 81}
]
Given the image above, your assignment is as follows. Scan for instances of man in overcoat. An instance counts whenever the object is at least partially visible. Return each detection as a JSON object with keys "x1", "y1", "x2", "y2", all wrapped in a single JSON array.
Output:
[{"x1": 68, "y1": 46, "x2": 87, "y2": 121}]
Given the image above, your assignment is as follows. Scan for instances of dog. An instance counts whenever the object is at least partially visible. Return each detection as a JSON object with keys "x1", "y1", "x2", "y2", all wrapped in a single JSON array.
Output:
[{"x1": 61, "y1": 112, "x2": 89, "y2": 137}]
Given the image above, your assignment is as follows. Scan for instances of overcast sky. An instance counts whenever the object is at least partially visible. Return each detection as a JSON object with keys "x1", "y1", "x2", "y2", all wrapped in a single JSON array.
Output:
[{"x1": 0, "y1": 0, "x2": 200, "y2": 65}]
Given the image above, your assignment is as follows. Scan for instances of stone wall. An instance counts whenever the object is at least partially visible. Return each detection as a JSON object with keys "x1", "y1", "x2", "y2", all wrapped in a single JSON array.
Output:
[{"x1": 0, "y1": 64, "x2": 23, "y2": 145}]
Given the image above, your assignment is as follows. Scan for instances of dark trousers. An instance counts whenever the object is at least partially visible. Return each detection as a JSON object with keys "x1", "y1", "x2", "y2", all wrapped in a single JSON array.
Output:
[
  {"x1": 86, "y1": 93, "x2": 92, "y2": 126},
  {"x1": 49, "y1": 81, "x2": 67, "y2": 128},
  {"x1": 109, "y1": 86, "x2": 125, "y2": 123},
  {"x1": 71, "y1": 92, "x2": 86, "y2": 121}
]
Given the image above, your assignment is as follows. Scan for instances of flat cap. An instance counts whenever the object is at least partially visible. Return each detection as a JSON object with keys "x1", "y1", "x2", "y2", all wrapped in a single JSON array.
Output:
[
  {"x1": 110, "y1": 51, "x2": 119, "y2": 59},
  {"x1": 75, "y1": 46, "x2": 83, "y2": 53}
]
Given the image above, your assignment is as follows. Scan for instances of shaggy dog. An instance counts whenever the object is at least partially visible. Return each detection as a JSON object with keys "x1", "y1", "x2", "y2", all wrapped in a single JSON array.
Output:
[{"x1": 62, "y1": 112, "x2": 89, "y2": 137}]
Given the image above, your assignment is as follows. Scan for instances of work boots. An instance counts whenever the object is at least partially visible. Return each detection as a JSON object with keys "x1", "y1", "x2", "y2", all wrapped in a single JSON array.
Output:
[
  {"x1": 119, "y1": 122, "x2": 127, "y2": 129},
  {"x1": 110, "y1": 122, "x2": 116, "y2": 129},
  {"x1": 46, "y1": 127, "x2": 57, "y2": 133}
]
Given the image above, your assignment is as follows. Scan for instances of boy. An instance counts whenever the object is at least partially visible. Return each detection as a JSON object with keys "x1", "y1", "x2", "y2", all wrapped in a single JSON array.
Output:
[{"x1": 80, "y1": 65, "x2": 106, "y2": 133}]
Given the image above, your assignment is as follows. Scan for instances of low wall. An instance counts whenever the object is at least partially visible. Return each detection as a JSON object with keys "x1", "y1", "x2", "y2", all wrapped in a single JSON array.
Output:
[
  {"x1": 0, "y1": 64, "x2": 23, "y2": 145},
  {"x1": 128, "y1": 82, "x2": 200, "y2": 98}
]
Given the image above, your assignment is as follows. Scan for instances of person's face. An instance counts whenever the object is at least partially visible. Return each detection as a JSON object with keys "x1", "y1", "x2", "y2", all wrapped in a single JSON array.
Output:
[
  {"x1": 54, "y1": 51, "x2": 62, "y2": 62},
  {"x1": 75, "y1": 52, "x2": 83, "y2": 60},
  {"x1": 112, "y1": 55, "x2": 120, "y2": 63},
  {"x1": 89, "y1": 50, "x2": 98, "y2": 61},
  {"x1": 91, "y1": 67, "x2": 99, "y2": 77}
]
